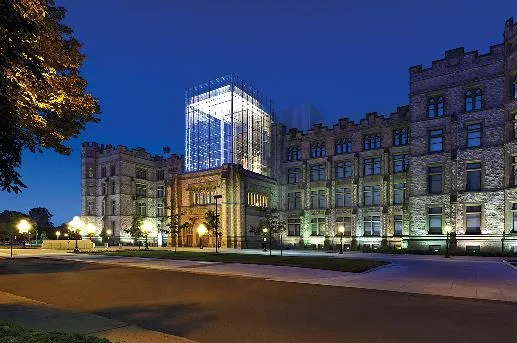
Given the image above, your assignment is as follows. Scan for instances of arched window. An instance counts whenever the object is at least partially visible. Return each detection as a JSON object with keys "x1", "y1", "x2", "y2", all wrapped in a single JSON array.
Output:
[
  {"x1": 311, "y1": 143, "x2": 326, "y2": 158},
  {"x1": 287, "y1": 146, "x2": 301, "y2": 161},
  {"x1": 427, "y1": 98, "x2": 435, "y2": 118},
  {"x1": 437, "y1": 96, "x2": 444, "y2": 116},
  {"x1": 393, "y1": 128, "x2": 408, "y2": 146},
  {"x1": 513, "y1": 76, "x2": 517, "y2": 100},
  {"x1": 363, "y1": 134, "x2": 381, "y2": 151},
  {"x1": 466, "y1": 88, "x2": 482, "y2": 112},
  {"x1": 335, "y1": 138, "x2": 352, "y2": 154}
]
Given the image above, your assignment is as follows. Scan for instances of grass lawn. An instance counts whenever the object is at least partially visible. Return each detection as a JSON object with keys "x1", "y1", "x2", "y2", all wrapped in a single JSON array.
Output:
[
  {"x1": 0, "y1": 321, "x2": 110, "y2": 343},
  {"x1": 99, "y1": 250, "x2": 386, "y2": 273}
]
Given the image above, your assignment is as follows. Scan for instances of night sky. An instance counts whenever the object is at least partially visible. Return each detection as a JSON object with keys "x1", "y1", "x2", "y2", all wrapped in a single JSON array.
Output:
[{"x1": 0, "y1": 0, "x2": 515, "y2": 225}]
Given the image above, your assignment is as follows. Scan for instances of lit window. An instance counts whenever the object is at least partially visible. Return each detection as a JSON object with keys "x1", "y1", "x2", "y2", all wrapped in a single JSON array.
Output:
[
  {"x1": 335, "y1": 138, "x2": 352, "y2": 154},
  {"x1": 192, "y1": 191, "x2": 216, "y2": 205},
  {"x1": 336, "y1": 217, "x2": 352, "y2": 236},
  {"x1": 465, "y1": 205, "x2": 482, "y2": 234},
  {"x1": 287, "y1": 218, "x2": 301, "y2": 236},
  {"x1": 335, "y1": 187, "x2": 352, "y2": 208},
  {"x1": 335, "y1": 161, "x2": 352, "y2": 179},
  {"x1": 310, "y1": 190, "x2": 326, "y2": 209},
  {"x1": 310, "y1": 164, "x2": 326, "y2": 181},
  {"x1": 363, "y1": 185, "x2": 381, "y2": 206},
  {"x1": 310, "y1": 143, "x2": 326, "y2": 158},
  {"x1": 393, "y1": 215, "x2": 403, "y2": 236},
  {"x1": 363, "y1": 134, "x2": 381, "y2": 151},
  {"x1": 364, "y1": 216, "x2": 381, "y2": 236},
  {"x1": 287, "y1": 146, "x2": 301, "y2": 161},
  {"x1": 311, "y1": 217, "x2": 326, "y2": 236},
  {"x1": 428, "y1": 129, "x2": 444, "y2": 152},
  {"x1": 287, "y1": 168, "x2": 301, "y2": 184},
  {"x1": 466, "y1": 162, "x2": 482, "y2": 191},
  {"x1": 428, "y1": 207, "x2": 442, "y2": 234},
  {"x1": 466, "y1": 123, "x2": 481, "y2": 148},
  {"x1": 287, "y1": 192, "x2": 302, "y2": 210},
  {"x1": 393, "y1": 183, "x2": 406, "y2": 205},
  {"x1": 393, "y1": 128, "x2": 408, "y2": 146},
  {"x1": 428, "y1": 166, "x2": 443, "y2": 194},
  {"x1": 465, "y1": 88, "x2": 482, "y2": 112},
  {"x1": 364, "y1": 158, "x2": 381, "y2": 176},
  {"x1": 247, "y1": 193, "x2": 268, "y2": 207},
  {"x1": 393, "y1": 154, "x2": 409, "y2": 173}
]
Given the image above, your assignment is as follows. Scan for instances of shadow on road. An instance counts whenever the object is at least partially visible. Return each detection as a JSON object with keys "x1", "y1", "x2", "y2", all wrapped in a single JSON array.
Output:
[
  {"x1": 0, "y1": 257, "x2": 108, "y2": 275},
  {"x1": 95, "y1": 303, "x2": 216, "y2": 337}
]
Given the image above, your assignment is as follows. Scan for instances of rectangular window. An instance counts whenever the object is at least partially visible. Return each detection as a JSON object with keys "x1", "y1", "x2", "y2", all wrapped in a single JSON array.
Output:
[
  {"x1": 110, "y1": 181, "x2": 115, "y2": 194},
  {"x1": 466, "y1": 123, "x2": 481, "y2": 148},
  {"x1": 428, "y1": 166, "x2": 443, "y2": 194},
  {"x1": 335, "y1": 161, "x2": 352, "y2": 179},
  {"x1": 393, "y1": 128, "x2": 408, "y2": 146},
  {"x1": 512, "y1": 157, "x2": 517, "y2": 187},
  {"x1": 311, "y1": 218, "x2": 326, "y2": 236},
  {"x1": 287, "y1": 218, "x2": 301, "y2": 236},
  {"x1": 102, "y1": 182, "x2": 107, "y2": 196},
  {"x1": 393, "y1": 183, "x2": 406, "y2": 205},
  {"x1": 466, "y1": 162, "x2": 482, "y2": 191},
  {"x1": 136, "y1": 167, "x2": 147, "y2": 179},
  {"x1": 88, "y1": 167, "x2": 94, "y2": 178},
  {"x1": 88, "y1": 185, "x2": 94, "y2": 196},
  {"x1": 513, "y1": 203, "x2": 517, "y2": 233},
  {"x1": 428, "y1": 207, "x2": 442, "y2": 234},
  {"x1": 428, "y1": 129, "x2": 444, "y2": 152},
  {"x1": 310, "y1": 164, "x2": 326, "y2": 181},
  {"x1": 157, "y1": 203, "x2": 164, "y2": 217},
  {"x1": 363, "y1": 185, "x2": 381, "y2": 206},
  {"x1": 465, "y1": 205, "x2": 481, "y2": 234},
  {"x1": 287, "y1": 146, "x2": 301, "y2": 161},
  {"x1": 287, "y1": 168, "x2": 301, "y2": 184},
  {"x1": 336, "y1": 216, "x2": 352, "y2": 236},
  {"x1": 110, "y1": 164, "x2": 116, "y2": 177},
  {"x1": 465, "y1": 89, "x2": 482, "y2": 112},
  {"x1": 156, "y1": 185, "x2": 165, "y2": 198},
  {"x1": 513, "y1": 113, "x2": 517, "y2": 139},
  {"x1": 393, "y1": 154, "x2": 409, "y2": 173},
  {"x1": 136, "y1": 183, "x2": 147, "y2": 197},
  {"x1": 137, "y1": 202, "x2": 147, "y2": 216},
  {"x1": 287, "y1": 192, "x2": 302, "y2": 210},
  {"x1": 101, "y1": 166, "x2": 106, "y2": 178},
  {"x1": 335, "y1": 139, "x2": 352, "y2": 154},
  {"x1": 101, "y1": 199, "x2": 105, "y2": 216},
  {"x1": 156, "y1": 169, "x2": 164, "y2": 180},
  {"x1": 393, "y1": 215, "x2": 403, "y2": 236},
  {"x1": 364, "y1": 216, "x2": 381, "y2": 236},
  {"x1": 335, "y1": 187, "x2": 352, "y2": 208},
  {"x1": 363, "y1": 158, "x2": 381, "y2": 176},
  {"x1": 87, "y1": 201, "x2": 94, "y2": 215},
  {"x1": 363, "y1": 135, "x2": 381, "y2": 151},
  {"x1": 310, "y1": 190, "x2": 326, "y2": 209},
  {"x1": 193, "y1": 191, "x2": 216, "y2": 205},
  {"x1": 311, "y1": 143, "x2": 326, "y2": 158},
  {"x1": 111, "y1": 200, "x2": 116, "y2": 215},
  {"x1": 248, "y1": 193, "x2": 268, "y2": 207}
]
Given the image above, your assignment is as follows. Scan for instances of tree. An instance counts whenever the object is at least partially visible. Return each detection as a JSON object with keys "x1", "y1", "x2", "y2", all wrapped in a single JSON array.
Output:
[
  {"x1": 203, "y1": 209, "x2": 220, "y2": 249},
  {"x1": 28, "y1": 207, "x2": 53, "y2": 240},
  {"x1": 0, "y1": 0, "x2": 100, "y2": 193},
  {"x1": 123, "y1": 214, "x2": 144, "y2": 247},
  {"x1": 0, "y1": 210, "x2": 32, "y2": 242},
  {"x1": 164, "y1": 198, "x2": 191, "y2": 253},
  {"x1": 249, "y1": 208, "x2": 286, "y2": 256}
]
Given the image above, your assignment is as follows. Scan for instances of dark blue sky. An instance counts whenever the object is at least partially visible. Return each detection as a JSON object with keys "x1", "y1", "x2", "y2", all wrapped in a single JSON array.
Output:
[{"x1": 0, "y1": 0, "x2": 515, "y2": 225}]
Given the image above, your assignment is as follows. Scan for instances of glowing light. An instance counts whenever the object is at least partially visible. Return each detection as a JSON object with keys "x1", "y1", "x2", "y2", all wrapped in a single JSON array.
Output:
[
  {"x1": 197, "y1": 224, "x2": 207, "y2": 236},
  {"x1": 69, "y1": 216, "x2": 84, "y2": 232},
  {"x1": 85, "y1": 223, "x2": 96, "y2": 236},
  {"x1": 262, "y1": 228, "x2": 268, "y2": 233},
  {"x1": 337, "y1": 224, "x2": 345, "y2": 234},
  {"x1": 56, "y1": 230, "x2": 61, "y2": 237},
  {"x1": 444, "y1": 225, "x2": 452, "y2": 234},
  {"x1": 106, "y1": 229, "x2": 112, "y2": 236},
  {"x1": 141, "y1": 221, "x2": 153, "y2": 235},
  {"x1": 17, "y1": 219, "x2": 32, "y2": 234}
]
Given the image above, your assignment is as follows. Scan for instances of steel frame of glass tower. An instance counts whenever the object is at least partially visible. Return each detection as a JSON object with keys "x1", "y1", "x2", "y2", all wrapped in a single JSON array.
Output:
[{"x1": 185, "y1": 75, "x2": 273, "y2": 176}]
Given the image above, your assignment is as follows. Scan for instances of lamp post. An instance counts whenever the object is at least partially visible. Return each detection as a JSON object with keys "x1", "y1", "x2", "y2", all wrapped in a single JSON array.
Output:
[
  {"x1": 262, "y1": 228, "x2": 268, "y2": 252},
  {"x1": 142, "y1": 221, "x2": 152, "y2": 250},
  {"x1": 106, "y1": 229, "x2": 112, "y2": 248},
  {"x1": 197, "y1": 224, "x2": 207, "y2": 249},
  {"x1": 69, "y1": 216, "x2": 84, "y2": 253},
  {"x1": 213, "y1": 194, "x2": 222, "y2": 253},
  {"x1": 337, "y1": 224, "x2": 345, "y2": 254},
  {"x1": 17, "y1": 219, "x2": 31, "y2": 249},
  {"x1": 444, "y1": 225, "x2": 451, "y2": 258},
  {"x1": 56, "y1": 230, "x2": 61, "y2": 240}
]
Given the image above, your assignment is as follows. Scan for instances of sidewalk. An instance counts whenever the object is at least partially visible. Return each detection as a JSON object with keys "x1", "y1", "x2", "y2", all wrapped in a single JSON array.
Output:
[
  {"x1": 46, "y1": 251, "x2": 517, "y2": 303},
  {"x1": 0, "y1": 290, "x2": 196, "y2": 343}
]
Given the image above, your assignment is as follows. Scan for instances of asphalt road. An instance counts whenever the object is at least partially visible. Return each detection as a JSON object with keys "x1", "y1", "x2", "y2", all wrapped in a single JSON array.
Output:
[{"x1": 1, "y1": 258, "x2": 516, "y2": 343}]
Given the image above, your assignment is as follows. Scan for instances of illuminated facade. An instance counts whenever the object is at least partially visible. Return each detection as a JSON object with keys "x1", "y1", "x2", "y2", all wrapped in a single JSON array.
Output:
[{"x1": 185, "y1": 75, "x2": 273, "y2": 176}]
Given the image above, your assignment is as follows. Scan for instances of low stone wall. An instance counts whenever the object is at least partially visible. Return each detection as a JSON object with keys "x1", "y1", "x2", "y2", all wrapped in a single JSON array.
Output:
[{"x1": 42, "y1": 239, "x2": 94, "y2": 250}]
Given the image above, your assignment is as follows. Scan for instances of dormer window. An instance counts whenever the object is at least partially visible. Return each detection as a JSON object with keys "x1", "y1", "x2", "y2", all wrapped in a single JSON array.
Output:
[
  {"x1": 335, "y1": 138, "x2": 352, "y2": 154},
  {"x1": 465, "y1": 88, "x2": 482, "y2": 112},
  {"x1": 311, "y1": 143, "x2": 326, "y2": 158},
  {"x1": 427, "y1": 96, "x2": 444, "y2": 118},
  {"x1": 363, "y1": 134, "x2": 381, "y2": 151}
]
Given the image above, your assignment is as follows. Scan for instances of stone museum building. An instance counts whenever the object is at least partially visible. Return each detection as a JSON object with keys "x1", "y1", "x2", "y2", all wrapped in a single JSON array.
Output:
[{"x1": 81, "y1": 18, "x2": 517, "y2": 252}]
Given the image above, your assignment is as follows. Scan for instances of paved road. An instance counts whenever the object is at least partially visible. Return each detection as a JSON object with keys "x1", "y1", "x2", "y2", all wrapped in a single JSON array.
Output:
[{"x1": 1, "y1": 258, "x2": 517, "y2": 343}]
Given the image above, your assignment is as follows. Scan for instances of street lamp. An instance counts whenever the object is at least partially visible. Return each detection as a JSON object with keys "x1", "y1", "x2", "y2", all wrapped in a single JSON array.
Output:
[
  {"x1": 213, "y1": 194, "x2": 222, "y2": 253},
  {"x1": 106, "y1": 229, "x2": 112, "y2": 247},
  {"x1": 142, "y1": 221, "x2": 152, "y2": 250},
  {"x1": 337, "y1": 224, "x2": 345, "y2": 254},
  {"x1": 444, "y1": 224, "x2": 451, "y2": 258},
  {"x1": 17, "y1": 219, "x2": 31, "y2": 250},
  {"x1": 69, "y1": 216, "x2": 84, "y2": 253},
  {"x1": 197, "y1": 224, "x2": 207, "y2": 249},
  {"x1": 56, "y1": 230, "x2": 61, "y2": 240},
  {"x1": 262, "y1": 228, "x2": 268, "y2": 252}
]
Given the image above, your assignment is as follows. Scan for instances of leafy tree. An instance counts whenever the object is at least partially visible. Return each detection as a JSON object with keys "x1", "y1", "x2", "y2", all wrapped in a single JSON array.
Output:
[
  {"x1": 164, "y1": 198, "x2": 191, "y2": 253},
  {"x1": 203, "y1": 209, "x2": 221, "y2": 251},
  {"x1": 249, "y1": 208, "x2": 286, "y2": 256},
  {"x1": 0, "y1": 210, "x2": 33, "y2": 242},
  {"x1": 123, "y1": 214, "x2": 144, "y2": 247},
  {"x1": 28, "y1": 207, "x2": 53, "y2": 240},
  {"x1": 0, "y1": 0, "x2": 100, "y2": 193}
]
